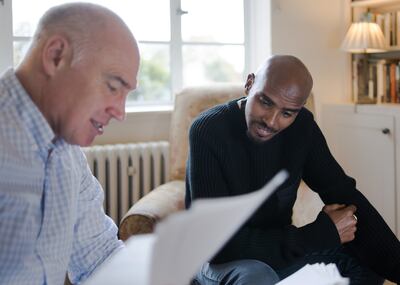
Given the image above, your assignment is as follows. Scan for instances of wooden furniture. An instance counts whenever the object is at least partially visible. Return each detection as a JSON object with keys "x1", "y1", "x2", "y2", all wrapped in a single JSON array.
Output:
[
  {"x1": 347, "y1": 0, "x2": 400, "y2": 104},
  {"x1": 322, "y1": 103, "x2": 399, "y2": 238},
  {"x1": 329, "y1": 0, "x2": 400, "y2": 240}
]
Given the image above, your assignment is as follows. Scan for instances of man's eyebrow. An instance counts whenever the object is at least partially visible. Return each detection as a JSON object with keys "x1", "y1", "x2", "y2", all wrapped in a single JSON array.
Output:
[
  {"x1": 260, "y1": 92, "x2": 276, "y2": 106},
  {"x1": 261, "y1": 93, "x2": 302, "y2": 113},
  {"x1": 106, "y1": 74, "x2": 132, "y2": 89},
  {"x1": 283, "y1": 107, "x2": 302, "y2": 113}
]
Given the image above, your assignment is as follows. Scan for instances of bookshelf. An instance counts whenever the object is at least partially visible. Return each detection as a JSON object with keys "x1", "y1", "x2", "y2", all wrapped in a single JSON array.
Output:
[
  {"x1": 317, "y1": 0, "x2": 400, "y2": 247},
  {"x1": 351, "y1": 0, "x2": 400, "y2": 9},
  {"x1": 349, "y1": 0, "x2": 400, "y2": 104}
]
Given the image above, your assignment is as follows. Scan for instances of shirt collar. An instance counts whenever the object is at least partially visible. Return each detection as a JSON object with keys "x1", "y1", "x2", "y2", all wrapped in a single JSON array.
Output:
[{"x1": 2, "y1": 69, "x2": 58, "y2": 151}]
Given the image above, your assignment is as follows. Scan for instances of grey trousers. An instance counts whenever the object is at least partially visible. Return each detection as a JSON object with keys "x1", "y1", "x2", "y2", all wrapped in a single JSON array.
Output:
[
  {"x1": 194, "y1": 259, "x2": 279, "y2": 285},
  {"x1": 193, "y1": 247, "x2": 384, "y2": 285}
]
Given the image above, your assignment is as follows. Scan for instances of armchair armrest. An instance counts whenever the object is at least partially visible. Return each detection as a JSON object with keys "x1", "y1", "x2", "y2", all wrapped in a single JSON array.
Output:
[{"x1": 119, "y1": 180, "x2": 185, "y2": 240}]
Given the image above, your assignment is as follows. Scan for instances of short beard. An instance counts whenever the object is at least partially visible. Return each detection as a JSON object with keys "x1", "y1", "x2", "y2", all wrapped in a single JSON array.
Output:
[{"x1": 246, "y1": 130, "x2": 268, "y2": 144}]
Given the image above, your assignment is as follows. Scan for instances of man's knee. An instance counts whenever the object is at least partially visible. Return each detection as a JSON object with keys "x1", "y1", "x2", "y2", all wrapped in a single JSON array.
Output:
[
  {"x1": 196, "y1": 259, "x2": 279, "y2": 285},
  {"x1": 230, "y1": 259, "x2": 279, "y2": 284}
]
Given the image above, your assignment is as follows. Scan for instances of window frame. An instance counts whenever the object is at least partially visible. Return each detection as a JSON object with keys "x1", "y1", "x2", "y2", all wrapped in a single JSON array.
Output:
[{"x1": 0, "y1": 0, "x2": 270, "y2": 110}]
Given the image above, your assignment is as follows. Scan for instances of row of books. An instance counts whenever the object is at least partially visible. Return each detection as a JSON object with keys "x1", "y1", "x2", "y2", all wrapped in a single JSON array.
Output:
[
  {"x1": 374, "y1": 11, "x2": 400, "y2": 47},
  {"x1": 352, "y1": 58, "x2": 400, "y2": 104}
]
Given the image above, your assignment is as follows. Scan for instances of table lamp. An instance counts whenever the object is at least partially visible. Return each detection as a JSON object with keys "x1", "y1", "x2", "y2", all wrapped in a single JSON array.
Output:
[{"x1": 341, "y1": 14, "x2": 386, "y2": 103}]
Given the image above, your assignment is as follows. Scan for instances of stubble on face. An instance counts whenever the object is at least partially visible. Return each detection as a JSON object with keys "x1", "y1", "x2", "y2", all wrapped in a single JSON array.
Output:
[{"x1": 246, "y1": 120, "x2": 278, "y2": 143}]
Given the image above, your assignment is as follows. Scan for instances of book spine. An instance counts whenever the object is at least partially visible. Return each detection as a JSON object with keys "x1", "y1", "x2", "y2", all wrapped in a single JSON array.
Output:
[
  {"x1": 386, "y1": 64, "x2": 391, "y2": 103},
  {"x1": 397, "y1": 63, "x2": 400, "y2": 103},
  {"x1": 392, "y1": 12, "x2": 396, "y2": 46},
  {"x1": 390, "y1": 63, "x2": 397, "y2": 103},
  {"x1": 352, "y1": 60, "x2": 358, "y2": 103},
  {"x1": 397, "y1": 11, "x2": 400, "y2": 47},
  {"x1": 368, "y1": 64, "x2": 374, "y2": 100},
  {"x1": 385, "y1": 13, "x2": 392, "y2": 47},
  {"x1": 377, "y1": 60, "x2": 385, "y2": 104}
]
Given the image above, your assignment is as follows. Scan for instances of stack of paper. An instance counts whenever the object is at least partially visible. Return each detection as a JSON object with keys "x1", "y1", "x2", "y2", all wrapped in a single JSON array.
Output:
[
  {"x1": 84, "y1": 171, "x2": 288, "y2": 285},
  {"x1": 277, "y1": 263, "x2": 349, "y2": 285}
]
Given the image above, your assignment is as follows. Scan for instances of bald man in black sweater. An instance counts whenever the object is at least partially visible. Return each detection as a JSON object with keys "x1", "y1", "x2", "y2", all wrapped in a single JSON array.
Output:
[{"x1": 186, "y1": 55, "x2": 400, "y2": 285}]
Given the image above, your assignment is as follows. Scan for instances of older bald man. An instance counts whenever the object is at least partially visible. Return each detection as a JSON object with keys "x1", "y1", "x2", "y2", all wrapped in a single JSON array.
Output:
[{"x1": 0, "y1": 3, "x2": 139, "y2": 284}]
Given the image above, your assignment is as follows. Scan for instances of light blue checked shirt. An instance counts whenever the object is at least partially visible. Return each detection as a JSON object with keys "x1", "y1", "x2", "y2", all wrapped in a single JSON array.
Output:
[{"x1": 0, "y1": 69, "x2": 123, "y2": 285}]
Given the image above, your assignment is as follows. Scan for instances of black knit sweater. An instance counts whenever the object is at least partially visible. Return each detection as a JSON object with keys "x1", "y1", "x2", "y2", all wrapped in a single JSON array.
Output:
[{"x1": 185, "y1": 99, "x2": 400, "y2": 282}]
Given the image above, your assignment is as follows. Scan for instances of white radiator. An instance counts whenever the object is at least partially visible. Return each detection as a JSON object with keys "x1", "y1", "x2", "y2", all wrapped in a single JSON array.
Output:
[{"x1": 82, "y1": 141, "x2": 170, "y2": 223}]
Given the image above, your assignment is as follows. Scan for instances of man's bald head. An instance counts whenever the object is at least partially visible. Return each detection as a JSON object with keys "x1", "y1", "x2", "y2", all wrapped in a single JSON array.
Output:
[
  {"x1": 251, "y1": 55, "x2": 313, "y2": 104},
  {"x1": 30, "y1": 2, "x2": 136, "y2": 64}
]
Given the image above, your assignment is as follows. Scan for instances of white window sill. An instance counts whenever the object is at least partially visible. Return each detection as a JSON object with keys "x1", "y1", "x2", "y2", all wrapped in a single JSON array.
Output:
[{"x1": 125, "y1": 104, "x2": 173, "y2": 114}]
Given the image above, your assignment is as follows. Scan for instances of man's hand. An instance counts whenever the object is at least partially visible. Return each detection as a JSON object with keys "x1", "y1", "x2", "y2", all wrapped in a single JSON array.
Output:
[{"x1": 323, "y1": 204, "x2": 357, "y2": 244}]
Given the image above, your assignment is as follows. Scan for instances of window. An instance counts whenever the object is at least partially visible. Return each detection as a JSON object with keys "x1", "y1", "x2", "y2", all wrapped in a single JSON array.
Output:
[{"x1": 2, "y1": 0, "x2": 270, "y2": 107}]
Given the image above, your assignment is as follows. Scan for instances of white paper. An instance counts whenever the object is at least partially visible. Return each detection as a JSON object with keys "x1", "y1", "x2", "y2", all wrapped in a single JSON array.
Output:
[
  {"x1": 84, "y1": 170, "x2": 288, "y2": 285},
  {"x1": 83, "y1": 234, "x2": 155, "y2": 285},
  {"x1": 277, "y1": 263, "x2": 349, "y2": 285}
]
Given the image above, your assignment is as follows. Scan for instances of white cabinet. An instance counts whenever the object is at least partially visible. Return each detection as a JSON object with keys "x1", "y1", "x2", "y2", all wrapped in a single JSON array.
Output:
[{"x1": 322, "y1": 104, "x2": 399, "y2": 237}]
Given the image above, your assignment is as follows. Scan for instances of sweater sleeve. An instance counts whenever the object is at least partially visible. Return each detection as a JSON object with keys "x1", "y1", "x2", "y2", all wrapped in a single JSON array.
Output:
[
  {"x1": 185, "y1": 117, "x2": 231, "y2": 206},
  {"x1": 186, "y1": 116, "x2": 340, "y2": 269},
  {"x1": 211, "y1": 211, "x2": 340, "y2": 269},
  {"x1": 302, "y1": 120, "x2": 400, "y2": 283}
]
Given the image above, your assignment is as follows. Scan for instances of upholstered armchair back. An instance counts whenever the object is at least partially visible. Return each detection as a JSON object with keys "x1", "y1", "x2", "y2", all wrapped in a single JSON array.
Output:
[{"x1": 168, "y1": 84, "x2": 244, "y2": 180}]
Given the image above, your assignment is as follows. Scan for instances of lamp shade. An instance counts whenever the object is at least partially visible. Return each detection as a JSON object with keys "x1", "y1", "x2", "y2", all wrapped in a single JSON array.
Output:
[{"x1": 340, "y1": 22, "x2": 386, "y2": 53}]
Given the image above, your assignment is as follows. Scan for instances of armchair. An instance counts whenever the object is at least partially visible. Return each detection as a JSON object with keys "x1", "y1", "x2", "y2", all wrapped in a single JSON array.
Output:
[
  {"x1": 118, "y1": 84, "x2": 319, "y2": 240},
  {"x1": 119, "y1": 84, "x2": 244, "y2": 240}
]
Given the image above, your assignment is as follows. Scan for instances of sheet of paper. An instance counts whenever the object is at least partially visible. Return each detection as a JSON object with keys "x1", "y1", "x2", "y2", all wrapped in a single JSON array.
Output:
[
  {"x1": 151, "y1": 170, "x2": 288, "y2": 285},
  {"x1": 84, "y1": 234, "x2": 155, "y2": 285},
  {"x1": 276, "y1": 263, "x2": 349, "y2": 285},
  {"x1": 84, "y1": 170, "x2": 288, "y2": 285}
]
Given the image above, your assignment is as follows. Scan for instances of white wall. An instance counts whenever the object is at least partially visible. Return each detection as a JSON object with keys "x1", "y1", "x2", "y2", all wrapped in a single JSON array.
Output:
[{"x1": 270, "y1": 0, "x2": 351, "y2": 121}]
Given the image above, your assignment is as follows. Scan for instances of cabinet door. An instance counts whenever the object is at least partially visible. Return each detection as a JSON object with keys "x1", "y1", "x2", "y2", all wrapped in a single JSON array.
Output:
[{"x1": 323, "y1": 110, "x2": 396, "y2": 234}]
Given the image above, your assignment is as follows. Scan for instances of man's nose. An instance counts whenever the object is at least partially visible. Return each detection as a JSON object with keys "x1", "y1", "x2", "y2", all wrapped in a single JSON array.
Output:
[
  {"x1": 107, "y1": 96, "x2": 126, "y2": 121},
  {"x1": 263, "y1": 110, "x2": 279, "y2": 128}
]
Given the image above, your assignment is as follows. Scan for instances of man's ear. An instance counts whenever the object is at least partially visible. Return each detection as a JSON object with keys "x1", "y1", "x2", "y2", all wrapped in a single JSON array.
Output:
[
  {"x1": 244, "y1": 73, "x2": 255, "y2": 96},
  {"x1": 41, "y1": 35, "x2": 70, "y2": 77}
]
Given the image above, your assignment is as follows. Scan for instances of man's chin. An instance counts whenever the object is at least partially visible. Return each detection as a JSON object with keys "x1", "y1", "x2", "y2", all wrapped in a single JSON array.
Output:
[
  {"x1": 246, "y1": 130, "x2": 274, "y2": 144},
  {"x1": 79, "y1": 140, "x2": 95, "y2": 147},
  {"x1": 80, "y1": 136, "x2": 97, "y2": 147}
]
